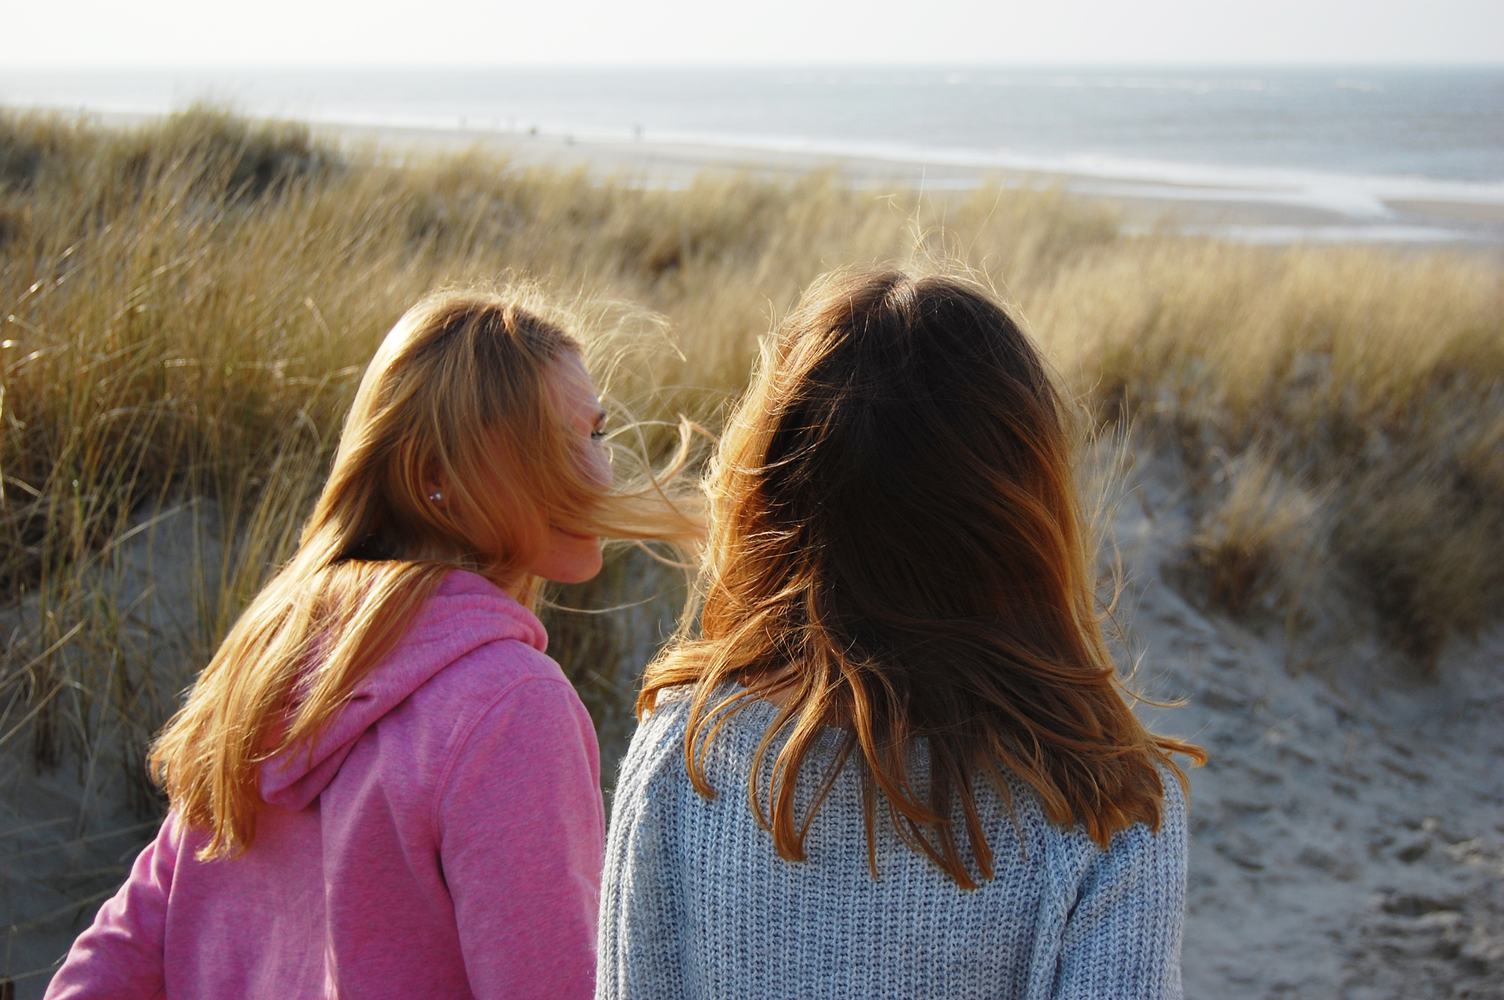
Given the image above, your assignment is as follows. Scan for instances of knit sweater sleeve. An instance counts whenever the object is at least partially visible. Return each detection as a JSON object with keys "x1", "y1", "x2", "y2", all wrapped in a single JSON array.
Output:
[
  {"x1": 595, "y1": 708, "x2": 687, "y2": 1000},
  {"x1": 1051, "y1": 776, "x2": 1189, "y2": 1000}
]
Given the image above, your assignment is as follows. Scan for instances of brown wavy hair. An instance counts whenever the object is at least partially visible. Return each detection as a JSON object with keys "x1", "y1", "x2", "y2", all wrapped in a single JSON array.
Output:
[{"x1": 639, "y1": 267, "x2": 1204, "y2": 889}]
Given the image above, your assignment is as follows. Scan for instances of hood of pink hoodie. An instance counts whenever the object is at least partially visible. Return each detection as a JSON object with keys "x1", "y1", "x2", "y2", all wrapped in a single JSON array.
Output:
[{"x1": 258, "y1": 570, "x2": 548, "y2": 810}]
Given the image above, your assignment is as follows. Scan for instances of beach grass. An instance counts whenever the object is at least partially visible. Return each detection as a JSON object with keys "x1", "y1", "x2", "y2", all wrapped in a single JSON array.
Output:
[{"x1": 2, "y1": 103, "x2": 1502, "y2": 827}]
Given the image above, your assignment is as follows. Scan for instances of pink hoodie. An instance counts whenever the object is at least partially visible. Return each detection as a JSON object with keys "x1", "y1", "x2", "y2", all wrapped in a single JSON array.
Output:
[{"x1": 46, "y1": 570, "x2": 604, "y2": 999}]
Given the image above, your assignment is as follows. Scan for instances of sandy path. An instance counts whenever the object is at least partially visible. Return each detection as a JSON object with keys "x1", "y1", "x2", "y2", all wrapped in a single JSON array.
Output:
[{"x1": 1121, "y1": 451, "x2": 1504, "y2": 999}]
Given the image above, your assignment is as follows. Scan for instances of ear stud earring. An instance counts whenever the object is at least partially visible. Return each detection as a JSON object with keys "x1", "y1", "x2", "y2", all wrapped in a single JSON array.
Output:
[{"x1": 429, "y1": 490, "x2": 443, "y2": 502}]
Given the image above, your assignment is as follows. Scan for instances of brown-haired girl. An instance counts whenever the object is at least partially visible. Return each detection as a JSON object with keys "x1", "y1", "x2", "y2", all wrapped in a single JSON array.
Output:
[
  {"x1": 597, "y1": 269, "x2": 1204, "y2": 999},
  {"x1": 47, "y1": 290, "x2": 699, "y2": 999}
]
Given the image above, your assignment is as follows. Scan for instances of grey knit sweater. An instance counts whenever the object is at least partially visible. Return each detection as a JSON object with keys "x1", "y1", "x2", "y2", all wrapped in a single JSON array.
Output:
[{"x1": 595, "y1": 689, "x2": 1188, "y2": 1000}]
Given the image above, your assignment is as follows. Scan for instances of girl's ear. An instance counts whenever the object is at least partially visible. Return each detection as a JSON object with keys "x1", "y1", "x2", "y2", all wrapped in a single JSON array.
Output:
[{"x1": 421, "y1": 458, "x2": 449, "y2": 505}]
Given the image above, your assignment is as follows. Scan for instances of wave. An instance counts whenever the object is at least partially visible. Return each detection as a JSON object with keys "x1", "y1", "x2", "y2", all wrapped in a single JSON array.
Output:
[
  {"x1": 1146, "y1": 223, "x2": 1488, "y2": 245},
  {"x1": 605, "y1": 127, "x2": 1504, "y2": 218}
]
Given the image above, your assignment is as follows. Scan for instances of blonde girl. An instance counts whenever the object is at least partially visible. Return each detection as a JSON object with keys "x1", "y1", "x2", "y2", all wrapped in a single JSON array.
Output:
[
  {"x1": 48, "y1": 291, "x2": 698, "y2": 999},
  {"x1": 598, "y1": 269, "x2": 1205, "y2": 999}
]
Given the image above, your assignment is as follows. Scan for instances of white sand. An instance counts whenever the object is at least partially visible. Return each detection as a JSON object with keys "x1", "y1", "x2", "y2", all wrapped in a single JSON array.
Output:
[{"x1": 1119, "y1": 450, "x2": 1504, "y2": 1000}]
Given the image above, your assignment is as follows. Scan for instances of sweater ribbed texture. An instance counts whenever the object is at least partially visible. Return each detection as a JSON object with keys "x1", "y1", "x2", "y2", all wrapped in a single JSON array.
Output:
[{"x1": 597, "y1": 689, "x2": 1187, "y2": 1000}]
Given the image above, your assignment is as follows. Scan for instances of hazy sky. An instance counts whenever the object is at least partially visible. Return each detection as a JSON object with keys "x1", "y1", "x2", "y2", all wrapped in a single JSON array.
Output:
[{"x1": 10, "y1": 0, "x2": 1504, "y2": 67}]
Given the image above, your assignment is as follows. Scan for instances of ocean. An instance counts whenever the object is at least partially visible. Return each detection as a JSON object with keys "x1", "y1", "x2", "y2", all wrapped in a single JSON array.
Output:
[{"x1": 3, "y1": 65, "x2": 1502, "y2": 242}]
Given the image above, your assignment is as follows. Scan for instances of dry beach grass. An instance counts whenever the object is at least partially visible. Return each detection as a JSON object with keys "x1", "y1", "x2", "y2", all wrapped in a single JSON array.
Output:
[{"x1": 2, "y1": 107, "x2": 1502, "y2": 997}]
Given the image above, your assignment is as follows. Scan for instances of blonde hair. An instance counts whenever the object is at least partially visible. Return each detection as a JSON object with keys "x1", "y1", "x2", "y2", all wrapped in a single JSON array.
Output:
[
  {"x1": 152, "y1": 289, "x2": 700, "y2": 859},
  {"x1": 641, "y1": 269, "x2": 1203, "y2": 889}
]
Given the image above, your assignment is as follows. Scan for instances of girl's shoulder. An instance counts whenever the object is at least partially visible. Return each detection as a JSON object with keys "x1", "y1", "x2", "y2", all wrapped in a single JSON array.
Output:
[
  {"x1": 395, "y1": 569, "x2": 564, "y2": 712},
  {"x1": 432, "y1": 636, "x2": 567, "y2": 698},
  {"x1": 612, "y1": 686, "x2": 698, "y2": 802},
  {"x1": 1050, "y1": 764, "x2": 1190, "y2": 891},
  {"x1": 615, "y1": 684, "x2": 797, "y2": 789}
]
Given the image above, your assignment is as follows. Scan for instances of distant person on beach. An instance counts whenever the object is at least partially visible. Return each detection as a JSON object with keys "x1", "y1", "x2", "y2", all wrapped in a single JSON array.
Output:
[
  {"x1": 597, "y1": 269, "x2": 1206, "y2": 999},
  {"x1": 46, "y1": 291, "x2": 698, "y2": 999}
]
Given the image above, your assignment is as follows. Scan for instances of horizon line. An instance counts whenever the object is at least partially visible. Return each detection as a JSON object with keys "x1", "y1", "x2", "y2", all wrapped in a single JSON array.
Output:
[{"x1": 6, "y1": 58, "x2": 1504, "y2": 72}]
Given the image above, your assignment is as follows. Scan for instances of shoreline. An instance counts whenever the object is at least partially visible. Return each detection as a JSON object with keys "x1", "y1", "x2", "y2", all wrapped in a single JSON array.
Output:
[
  {"x1": 8, "y1": 102, "x2": 1504, "y2": 250},
  {"x1": 318, "y1": 118, "x2": 1504, "y2": 248}
]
